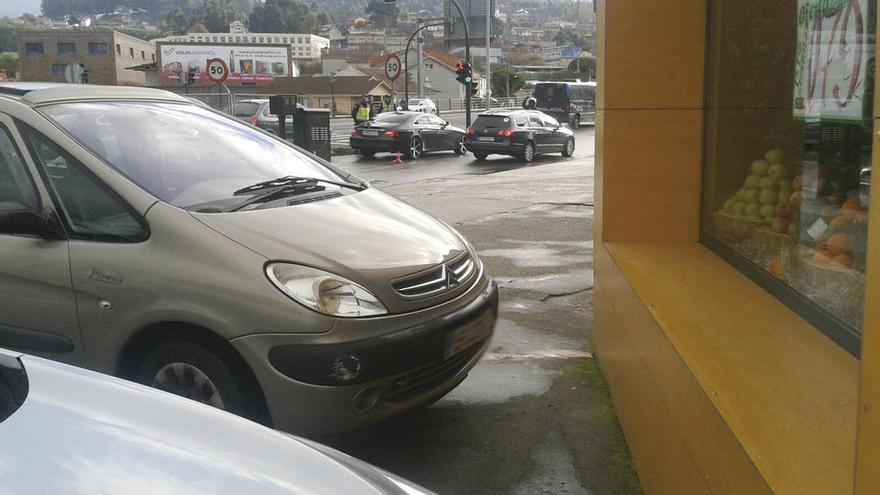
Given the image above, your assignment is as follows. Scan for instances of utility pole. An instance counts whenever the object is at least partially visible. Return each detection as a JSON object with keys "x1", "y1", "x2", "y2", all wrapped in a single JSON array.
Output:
[
  {"x1": 417, "y1": 19, "x2": 424, "y2": 99},
  {"x1": 484, "y1": 0, "x2": 491, "y2": 110}
]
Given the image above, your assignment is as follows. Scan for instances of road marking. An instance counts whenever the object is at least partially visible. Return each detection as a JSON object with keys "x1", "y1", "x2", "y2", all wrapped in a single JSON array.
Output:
[{"x1": 481, "y1": 350, "x2": 592, "y2": 363}]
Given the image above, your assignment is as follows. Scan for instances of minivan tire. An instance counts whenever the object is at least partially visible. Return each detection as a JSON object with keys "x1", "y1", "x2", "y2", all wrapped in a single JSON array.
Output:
[{"x1": 138, "y1": 339, "x2": 256, "y2": 419}]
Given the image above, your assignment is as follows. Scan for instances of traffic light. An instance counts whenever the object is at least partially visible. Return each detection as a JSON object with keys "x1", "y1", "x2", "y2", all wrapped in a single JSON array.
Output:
[
  {"x1": 455, "y1": 61, "x2": 472, "y2": 86},
  {"x1": 187, "y1": 69, "x2": 196, "y2": 86},
  {"x1": 79, "y1": 64, "x2": 89, "y2": 84},
  {"x1": 470, "y1": 82, "x2": 478, "y2": 96}
]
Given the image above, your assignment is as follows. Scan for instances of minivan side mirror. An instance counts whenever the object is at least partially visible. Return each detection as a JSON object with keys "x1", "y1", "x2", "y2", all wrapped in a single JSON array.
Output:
[{"x1": 0, "y1": 202, "x2": 63, "y2": 239}]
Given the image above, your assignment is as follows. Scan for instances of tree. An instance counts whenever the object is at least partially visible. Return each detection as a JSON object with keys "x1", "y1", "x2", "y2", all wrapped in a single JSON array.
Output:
[
  {"x1": 161, "y1": 7, "x2": 188, "y2": 35},
  {"x1": 365, "y1": 0, "x2": 399, "y2": 28},
  {"x1": 0, "y1": 52, "x2": 18, "y2": 73},
  {"x1": 248, "y1": 0, "x2": 320, "y2": 33},
  {"x1": 567, "y1": 56, "x2": 596, "y2": 80},
  {"x1": 190, "y1": 23, "x2": 208, "y2": 33},
  {"x1": 194, "y1": 0, "x2": 240, "y2": 32},
  {"x1": 491, "y1": 67, "x2": 525, "y2": 97}
]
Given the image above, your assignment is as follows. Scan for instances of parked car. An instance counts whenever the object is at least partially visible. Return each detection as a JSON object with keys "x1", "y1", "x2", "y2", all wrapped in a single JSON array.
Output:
[
  {"x1": 234, "y1": 98, "x2": 302, "y2": 134},
  {"x1": 350, "y1": 111, "x2": 467, "y2": 159},
  {"x1": 0, "y1": 83, "x2": 498, "y2": 434},
  {"x1": 0, "y1": 347, "x2": 434, "y2": 494},
  {"x1": 465, "y1": 109, "x2": 576, "y2": 162},
  {"x1": 406, "y1": 98, "x2": 437, "y2": 114}
]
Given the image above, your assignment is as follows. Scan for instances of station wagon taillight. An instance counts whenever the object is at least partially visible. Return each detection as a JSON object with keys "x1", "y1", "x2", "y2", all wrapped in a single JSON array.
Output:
[
  {"x1": 351, "y1": 129, "x2": 358, "y2": 136},
  {"x1": 250, "y1": 116, "x2": 259, "y2": 126},
  {"x1": 466, "y1": 127, "x2": 474, "y2": 135},
  {"x1": 497, "y1": 129, "x2": 514, "y2": 137},
  {"x1": 383, "y1": 130, "x2": 400, "y2": 137}
]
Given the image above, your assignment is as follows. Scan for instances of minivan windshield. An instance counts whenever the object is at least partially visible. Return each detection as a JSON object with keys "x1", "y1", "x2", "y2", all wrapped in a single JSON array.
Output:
[{"x1": 41, "y1": 101, "x2": 353, "y2": 210}]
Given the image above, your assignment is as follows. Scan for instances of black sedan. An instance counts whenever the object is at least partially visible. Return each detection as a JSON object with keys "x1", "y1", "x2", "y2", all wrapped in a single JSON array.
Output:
[
  {"x1": 350, "y1": 111, "x2": 467, "y2": 160},
  {"x1": 465, "y1": 109, "x2": 576, "y2": 162}
]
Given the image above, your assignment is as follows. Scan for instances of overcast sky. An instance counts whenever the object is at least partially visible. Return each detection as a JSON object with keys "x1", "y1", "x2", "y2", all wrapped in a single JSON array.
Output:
[{"x1": 1, "y1": 0, "x2": 41, "y2": 18}]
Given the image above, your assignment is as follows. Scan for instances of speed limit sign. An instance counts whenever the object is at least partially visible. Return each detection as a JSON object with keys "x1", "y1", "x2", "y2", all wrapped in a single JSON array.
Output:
[
  {"x1": 206, "y1": 58, "x2": 229, "y2": 84},
  {"x1": 384, "y1": 54, "x2": 401, "y2": 82}
]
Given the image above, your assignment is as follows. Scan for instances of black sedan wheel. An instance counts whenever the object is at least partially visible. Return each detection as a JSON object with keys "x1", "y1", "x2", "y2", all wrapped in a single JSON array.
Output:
[
  {"x1": 562, "y1": 138, "x2": 575, "y2": 157},
  {"x1": 407, "y1": 137, "x2": 424, "y2": 160},
  {"x1": 453, "y1": 136, "x2": 467, "y2": 155},
  {"x1": 473, "y1": 152, "x2": 488, "y2": 161},
  {"x1": 522, "y1": 142, "x2": 535, "y2": 162}
]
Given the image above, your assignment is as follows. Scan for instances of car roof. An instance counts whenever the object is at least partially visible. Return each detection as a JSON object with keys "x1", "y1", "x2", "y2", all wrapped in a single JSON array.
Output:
[{"x1": 0, "y1": 83, "x2": 189, "y2": 106}]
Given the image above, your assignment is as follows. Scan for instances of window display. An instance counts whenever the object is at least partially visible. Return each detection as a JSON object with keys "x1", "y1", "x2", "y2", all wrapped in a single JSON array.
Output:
[{"x1": 702, "y1": 0, "x2": 875, "y2": 351}]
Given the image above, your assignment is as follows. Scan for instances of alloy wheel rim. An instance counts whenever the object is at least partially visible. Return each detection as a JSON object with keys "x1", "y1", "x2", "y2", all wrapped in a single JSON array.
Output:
[
  {"x1": 567, "y1": 139, "x2": 575, "y2": 155},
  {"x1": 525, "y1": 144, "x2": 534, "y2": 161},
  {"x1": 412, "y1": 139, "x2": 422, "y2": 158},
  {"x1": 458, "y1": 138, "x2": 466, "y2": 153},
  {"x1": 152, "y1": 362, "x2": 225, "y2": 409}
]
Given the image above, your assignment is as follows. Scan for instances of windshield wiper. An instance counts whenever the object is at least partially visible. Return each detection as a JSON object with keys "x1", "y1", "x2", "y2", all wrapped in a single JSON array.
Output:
[
  {"x1": 234, "y1": 175, "x2": 365, "y2": 196},
  {"x1": 223, "y1": 181, "x2": 323, "y2": 212}
]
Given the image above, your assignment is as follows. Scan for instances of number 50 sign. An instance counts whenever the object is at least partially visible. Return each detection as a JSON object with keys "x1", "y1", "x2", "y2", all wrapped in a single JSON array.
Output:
[
  {"x1": 793, "y1": 0, "x2": 872, "y2": 121},
  {"x1": 206, "y1": 58, "x2": 229, "y2": 84},
  {"x1": 385, "y1": 54, "x2": 402, "y2": 82}
]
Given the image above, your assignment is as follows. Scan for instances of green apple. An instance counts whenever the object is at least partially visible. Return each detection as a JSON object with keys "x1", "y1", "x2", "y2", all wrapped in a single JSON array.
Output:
[
  {"x1": 723, "y1": 198, "x2": 736, "y2": 210},
  {"x1": 768, "y1": 163, "x2": 787, "y2": 180},
  {"x1": 759, "y1": 189, "x2": 779, "y2": 204},
  {"x1": 765, "y1": 149, "x2": 784, "y2": 164},
  {"x1": 743, "y1": 189, "x2": 759, "y2": 202},
  {"x1": 733, "y1": 202, "x2": 746, "y2": 215},
  {"x1": 778, "y1": 180, "x2": 792, "y2": 195},
  {"x1": 787, "y1": 222, "x2": 797, "y2": 236},
  {"x1": 736, "y1": 188, "x2": 747, "y2": 201},
  {"x1": 745, "y1": 174, "x2": 762, "y2": 190},
  {"x1": 746, "y1": 213, "x2": 763, "y2": 222},
  {"x1": 759, "y1": 177, "x2": 779, "y2": 190},
  {"x1": 751, "y1": 160, "x2": 770, "y2": 176},
  {"x1": 760, "y1": 204, "x2": 775, "y2": 219},
  {"x1": 745, "y1": 202, "x2": 760, "y2": 216}
]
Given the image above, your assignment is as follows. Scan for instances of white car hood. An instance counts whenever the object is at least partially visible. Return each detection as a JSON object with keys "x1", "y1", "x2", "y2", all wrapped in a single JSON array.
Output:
[{"x1": 0, "y1": 355, "x2": 427, "y2": 494}]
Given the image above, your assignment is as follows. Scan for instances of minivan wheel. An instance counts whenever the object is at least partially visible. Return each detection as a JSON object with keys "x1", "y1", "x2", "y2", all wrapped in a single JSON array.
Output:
[
  {"x1": 454, "y1": 136, "x2": 467, "y2": 155},
  {"x1": 562, "y1": 138, "x2": 575, "y2": 157},
  {"x1": 522, "y1": 142, "x2": 535, "y2": 162},
  {"x1": 407, "y1": 137, "x2": 423, "y2": 160},
  {"x1": 138, "y1": 340, "x2": 254, "y2": 417}
]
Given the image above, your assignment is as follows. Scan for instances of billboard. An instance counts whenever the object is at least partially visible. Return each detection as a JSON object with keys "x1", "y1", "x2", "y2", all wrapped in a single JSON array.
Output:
[
  {"x1": 793, "y1": 0, "x2": 875, "y2": 122},
  {"x1": 157, "y1": 43, "x2": 292, "y2": 85}
]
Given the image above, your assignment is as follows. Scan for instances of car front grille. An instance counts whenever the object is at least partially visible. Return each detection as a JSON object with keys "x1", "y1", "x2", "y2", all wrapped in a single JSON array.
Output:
[
  {"x1": 391, "y1": 253, "x2": 476, "y2": 300},
  {"x1": 383, "y1": 343, "x2": 484, "y2": 404}
]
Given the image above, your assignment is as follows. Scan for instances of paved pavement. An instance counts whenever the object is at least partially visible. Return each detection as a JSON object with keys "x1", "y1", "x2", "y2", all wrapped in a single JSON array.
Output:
[{"x1": 319, "y1": 128, "x2": 643, "y2": 495}]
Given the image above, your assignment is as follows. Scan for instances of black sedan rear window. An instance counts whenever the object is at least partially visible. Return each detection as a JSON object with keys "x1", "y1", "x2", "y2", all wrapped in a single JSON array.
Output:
[
  {"x1": 374, "y1": 114, "x2": 414, "y2": 125},
  {"x1": 234, "y1": 102, "x2": 260, "y2": 117},
  {"x1": 472, "y1": 115, "x2": 511, "y2": 129}
]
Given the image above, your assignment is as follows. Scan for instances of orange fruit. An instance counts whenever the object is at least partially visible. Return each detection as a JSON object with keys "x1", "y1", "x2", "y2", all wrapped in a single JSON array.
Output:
[
  {"x1": 826, "y1": 232, "x2": 850, "y2": 256},
  {"x1": 768, "y1": 255, "x2": 784, "y2": 278},
  {"x1": 831, "y1": 254, "x2": 854, "y2": 268},
  {"x1": 841, "y1": 198, "x2": 861, "y2": 213}
]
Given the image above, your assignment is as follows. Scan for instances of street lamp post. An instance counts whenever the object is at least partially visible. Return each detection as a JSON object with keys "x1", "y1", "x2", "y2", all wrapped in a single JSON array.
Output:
[{"x1": 329, "y1": 73, "x2": 337, "y2": 116}]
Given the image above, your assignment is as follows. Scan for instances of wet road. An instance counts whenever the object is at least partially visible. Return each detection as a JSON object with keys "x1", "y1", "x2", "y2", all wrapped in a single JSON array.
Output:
[
  {"x1": 333, "y1": 127, "x2": 596, "y2": 188},
  {"x1": 322, "y1": 128, "x2": 642, "y2": 494}
]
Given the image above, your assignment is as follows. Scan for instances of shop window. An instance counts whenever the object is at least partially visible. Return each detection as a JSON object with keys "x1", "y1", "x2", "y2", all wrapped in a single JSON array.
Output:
[
  {"x1": 25, "y1": 43, "x2": 43, "y2": 56},
  {"x1": 701, "y1": 0, "x2": 876, "y2": 354},
  {"x1": 57, "y1": 42, "x2": 76, "y2": 55},
  {"x1": 88, "y1": 42, "x2": 107, "y2": 55}
]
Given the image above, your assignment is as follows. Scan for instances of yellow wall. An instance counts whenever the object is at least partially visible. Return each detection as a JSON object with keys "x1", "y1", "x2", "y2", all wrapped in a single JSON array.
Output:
[{"x1": 595, "y1": 1, "x2": 876, "y2": 493}]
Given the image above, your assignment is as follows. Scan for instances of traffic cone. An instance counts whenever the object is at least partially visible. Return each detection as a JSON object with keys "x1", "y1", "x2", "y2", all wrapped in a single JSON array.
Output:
[{"x1": 391, "y1": 151, "x2": 404, "y2": 165}]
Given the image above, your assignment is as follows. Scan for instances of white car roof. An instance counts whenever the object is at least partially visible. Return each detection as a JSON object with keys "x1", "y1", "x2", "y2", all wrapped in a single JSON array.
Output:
[{"x1": 0, "y1": 83, "x2": 189, "y2": 106}]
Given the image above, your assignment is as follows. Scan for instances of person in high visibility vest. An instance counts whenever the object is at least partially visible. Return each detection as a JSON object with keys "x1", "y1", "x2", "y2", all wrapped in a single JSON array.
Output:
[
  {"x1": 351, "y1": 96, "x2": 374, "y2": 125},
  {"x1": 381, "y1": 95, "x2": 393, "y2": 113}
]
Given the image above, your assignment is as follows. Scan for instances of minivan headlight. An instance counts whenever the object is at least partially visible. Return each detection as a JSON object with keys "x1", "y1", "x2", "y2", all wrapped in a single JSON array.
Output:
[{"x1": 266, "y1": 263, "x2": 387, "y2": 317}]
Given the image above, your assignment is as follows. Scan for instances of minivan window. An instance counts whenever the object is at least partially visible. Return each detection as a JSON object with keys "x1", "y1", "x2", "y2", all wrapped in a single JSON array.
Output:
[
  {"x1": 0, "y1": 127, "x2": 38, "y2": 210},
  {"x1": 41, "y1": 102, "x2": 351, "y2": 210},
  {"x1": 21, "y1": 125, "x2": 145, "y2": 242}
]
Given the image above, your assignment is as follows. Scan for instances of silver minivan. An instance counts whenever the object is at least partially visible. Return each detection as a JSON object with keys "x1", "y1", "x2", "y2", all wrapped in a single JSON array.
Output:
[{"x1": 0, "y1": 84, "x2": 497, "y2": 434}]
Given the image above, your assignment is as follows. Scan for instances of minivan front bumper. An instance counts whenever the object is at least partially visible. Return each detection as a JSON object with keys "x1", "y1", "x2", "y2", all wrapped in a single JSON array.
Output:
[{"x1": 230, "y1": 275, "x2": 498, "y2": 435}]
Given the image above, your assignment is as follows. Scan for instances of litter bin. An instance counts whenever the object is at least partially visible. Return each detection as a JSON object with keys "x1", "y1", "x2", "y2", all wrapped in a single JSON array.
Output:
[{"x1": 292, "y1": 108, "x2": 332, "y2": 162}]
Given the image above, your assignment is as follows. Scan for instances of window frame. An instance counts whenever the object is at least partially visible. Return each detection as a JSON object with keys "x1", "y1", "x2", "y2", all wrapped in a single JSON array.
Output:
[
  {"x1": 24, "y1": 43, "x2": 43, "y2": 56},
  {"x1": 56, "y1": 42, "x2": 76, "y2": 56},
  {"x1": 87, "y1": 42, "x2": 108, "y2": 56},
  {"x1": 16, "y1": 122, "x2": 149, "y2": 244}
]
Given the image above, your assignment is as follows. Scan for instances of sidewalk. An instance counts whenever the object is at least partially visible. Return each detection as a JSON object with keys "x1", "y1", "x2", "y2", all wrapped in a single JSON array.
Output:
[{"x1": 335, "y1": 156, "x2": 643, "y2": 494}]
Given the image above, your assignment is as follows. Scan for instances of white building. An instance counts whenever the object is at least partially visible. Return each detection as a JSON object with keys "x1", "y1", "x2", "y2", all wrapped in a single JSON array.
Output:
[{"x1": 154, "y1": 33, "x2": 329, "y2": 60}]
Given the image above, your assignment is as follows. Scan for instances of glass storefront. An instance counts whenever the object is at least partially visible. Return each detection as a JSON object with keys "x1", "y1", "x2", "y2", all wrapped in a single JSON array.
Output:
[{"x1": 702, "y1": 0, "x2": 875, "y2": 353}]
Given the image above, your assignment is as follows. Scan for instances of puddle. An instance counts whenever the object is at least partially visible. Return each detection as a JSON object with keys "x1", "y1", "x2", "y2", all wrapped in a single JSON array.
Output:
[
  {"x1": 512, "y1": 430, "x2": 591, "y2": 495},
  {"x1": 469, "y1": 203, "x2": 592, "y2": 224},
  {"x1": 438, "y1": 362, "x2": 557, "y2": 406},
  {"x1": 479, "y1": 240, "x2": 592, "y2": 268},
  {"x1": 497, "y1": 269, "x2": 594, "y2": 296},
  {"x1": 489, "y1": 319, "x2": 586, "y2": 358}
]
